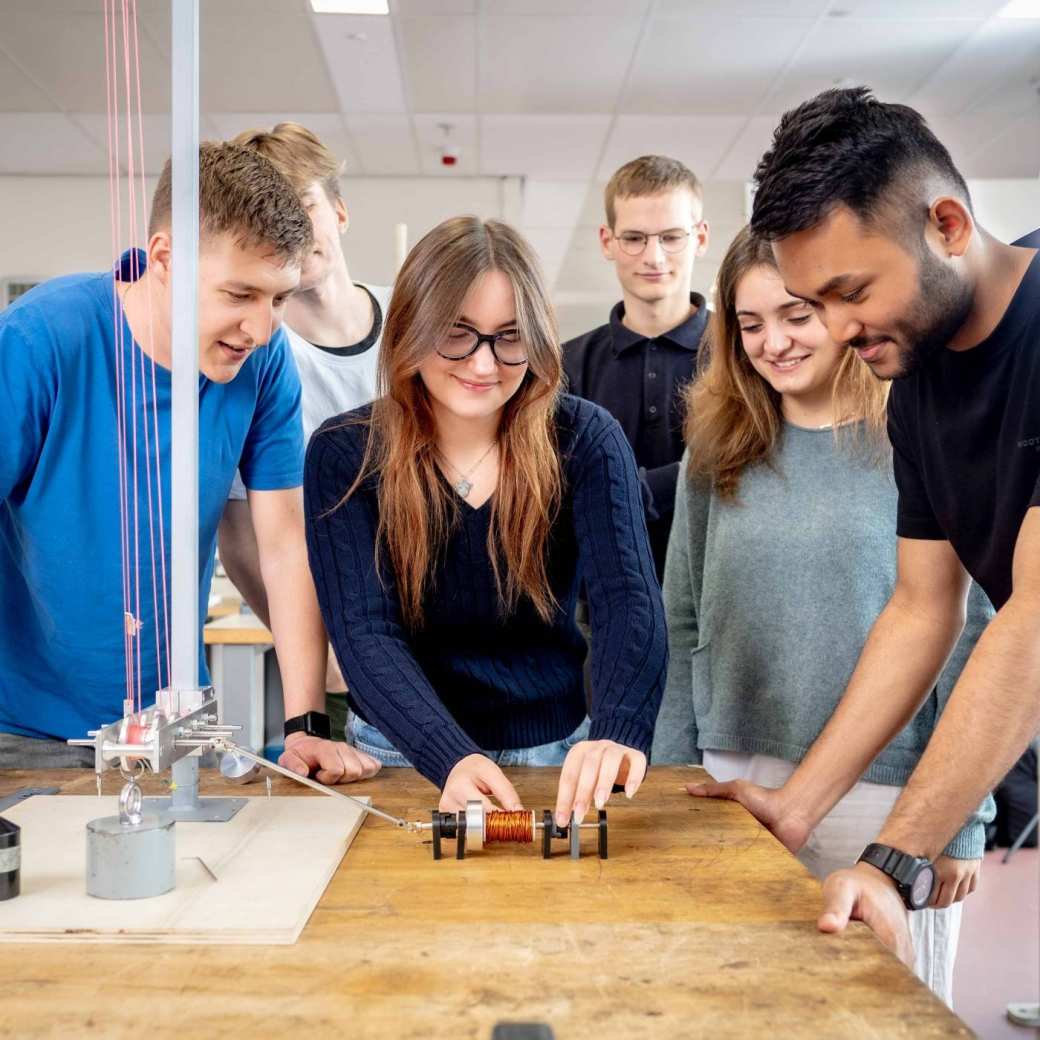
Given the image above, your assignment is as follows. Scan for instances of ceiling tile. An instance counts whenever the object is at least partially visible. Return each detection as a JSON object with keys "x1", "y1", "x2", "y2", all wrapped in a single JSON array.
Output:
[
  {"x1": 310, "y1": 12, "x2": 407, "y2": 113},
  {"x1": 480, "y1": 115, "x2": 610, "y2": 178},
  {"x1": 654, "y1": 0, "x2": 828, "y2": 13},
  {"x1": 413, "y1": 113, "x2": 478, "y2": 175},
  {"x1": 392, "y1": 0, "x2": 475, "y2": 12},
  {"x1": 522, "y1": 180, "x2": 593, "y2": 228},
  {"x1": 596, "y1": 115, "x2": 745, "y2": 183},
  {"x1": 71, "y1": 113, "x2": 173, "y2": 176},
  {"x1": 711, "y1": 114, "x2": 780, "y2": 181},
  {"x1": 0, "y1": 9, "x2": 169, "y2": 114},
  {"x1": 622, "y1": 15, "x2": 813, "y2": 116},
  {"x1": 766, "y1": 17, "x2": 983, "y2": 111},
  {"x1": 0, "y1": 114, "x2": 107, "y2": 175},
  {"x1": 0, "y1": 51, "x2": 60, "y2": 113},
  {"x1": 345, "y1": 114, "x2": 419, "y2": 173},
  {"x1": 476, "y1": 15, "x2": 644, "y2": 113},
  {"x1": 909, "y1": 18, "x2": 1040, "y2": 116},
  {"x1": 399, "y1": 16, "x2": 476, "y2": 112},
  {"x1": 488, "y1": 0, "x2": 650, "y2": 12}
]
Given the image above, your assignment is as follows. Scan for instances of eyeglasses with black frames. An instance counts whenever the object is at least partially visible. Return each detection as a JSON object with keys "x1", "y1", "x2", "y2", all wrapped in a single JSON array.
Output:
[{"x1": 435, "y1": 322, "x2": 529, "y2": 366}]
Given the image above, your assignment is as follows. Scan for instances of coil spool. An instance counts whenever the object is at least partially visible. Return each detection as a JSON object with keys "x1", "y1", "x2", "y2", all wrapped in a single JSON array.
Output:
[{"x1": 430, "y1": 800, "x2": 608, "y2": 861}]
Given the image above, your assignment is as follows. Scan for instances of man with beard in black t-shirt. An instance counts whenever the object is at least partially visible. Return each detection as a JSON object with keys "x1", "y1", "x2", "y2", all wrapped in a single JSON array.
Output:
[{"x1": 689, "y1": 86, "x2": 1040, "y2": 965}]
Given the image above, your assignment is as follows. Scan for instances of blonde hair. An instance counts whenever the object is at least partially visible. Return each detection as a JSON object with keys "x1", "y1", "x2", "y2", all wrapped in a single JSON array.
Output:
[
  {"x1": 685, "y1": 225, "x2": 888, "y2": 500},
  {"x1": 341, "y1": 216, "x2": 563, "y2": 630},
  {"x1": 604, "y1": 155, "x2": 703, "y2": 228},
  {"x1": 148, "y1": 141, "x2": 312, "y2": 262},
  {"x1": 231, "y1": 122, "x2": 343, "y2": 201}
]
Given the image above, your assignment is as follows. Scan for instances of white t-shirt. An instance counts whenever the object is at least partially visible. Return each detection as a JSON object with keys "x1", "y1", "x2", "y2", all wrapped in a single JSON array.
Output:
[{"x1": 229, "y1": 282, "x2": 391, "y2": 500}]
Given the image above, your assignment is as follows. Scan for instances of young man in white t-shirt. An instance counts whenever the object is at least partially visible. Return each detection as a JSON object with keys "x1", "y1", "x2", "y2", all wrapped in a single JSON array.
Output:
[{"x1": 218, "y1": 123, "x2": 391, "y2": 748}]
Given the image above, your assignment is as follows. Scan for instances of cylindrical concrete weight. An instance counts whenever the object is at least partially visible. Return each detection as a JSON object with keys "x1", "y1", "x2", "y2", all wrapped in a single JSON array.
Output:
[
  {"x1": 0, "y1": 816, "x2": 20, "y2": 901},
  {"x1": 86, "y1": 813, "x2": 175, "y2": 900}
]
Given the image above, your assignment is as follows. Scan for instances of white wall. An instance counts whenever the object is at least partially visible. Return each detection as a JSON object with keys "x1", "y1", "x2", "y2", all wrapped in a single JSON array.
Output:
[
  {"x1": 0, "y1": 174, "x2": 522, "y2": 290},
  {"x1": 966, "y1": 179, "x2": 1040, "y2": 244}
]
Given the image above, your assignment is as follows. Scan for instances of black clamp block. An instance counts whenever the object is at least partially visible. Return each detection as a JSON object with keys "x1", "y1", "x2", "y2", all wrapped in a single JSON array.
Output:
[
  {"x1": 456, "y1": 810, "x2": 467, "y2": 860},
  {"x1": 431, "y1": 810, "x2": 458, "y2": 861},
  {"x1": 598, "y1": 809, "x2": 608, "y2": 860}
]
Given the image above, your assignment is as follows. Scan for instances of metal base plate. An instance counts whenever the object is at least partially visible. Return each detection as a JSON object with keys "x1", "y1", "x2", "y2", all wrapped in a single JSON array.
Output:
[
  {"x1": 143, "y1": 796, "x2": 247, "y2": 822},
  {"x1": 1007, "y1": 1002, "x2": 1040, "y2": 1027}
]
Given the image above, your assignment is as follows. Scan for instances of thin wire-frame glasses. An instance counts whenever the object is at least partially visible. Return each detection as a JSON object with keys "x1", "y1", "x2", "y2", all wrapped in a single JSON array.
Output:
[{"x1": 613, "y1": 225, "x2": 700, "y2": 256}]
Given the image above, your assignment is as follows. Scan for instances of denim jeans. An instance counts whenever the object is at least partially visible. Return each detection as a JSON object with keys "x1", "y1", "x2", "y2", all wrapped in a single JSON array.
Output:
[{"x1": 346, "y1": 712, "x2": 591, "y2": 769}]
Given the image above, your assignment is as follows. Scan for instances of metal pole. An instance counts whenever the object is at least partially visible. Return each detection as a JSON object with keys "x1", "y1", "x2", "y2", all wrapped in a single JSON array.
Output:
[
  {"x1": 169, "y1": 0, "x2": 199, "y2": 693},
  {"x1": 169, "y1": 0, "x2": 200, "y2": 809}
]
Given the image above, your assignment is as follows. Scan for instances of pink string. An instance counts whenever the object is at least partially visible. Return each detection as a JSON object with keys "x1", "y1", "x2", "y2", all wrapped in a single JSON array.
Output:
[
  {"x1": 105, "y1": 0, "x2": 134, "y2": 709},
  {"x1": 130, "y1": 0, "x2": 171, "y2": 693}
]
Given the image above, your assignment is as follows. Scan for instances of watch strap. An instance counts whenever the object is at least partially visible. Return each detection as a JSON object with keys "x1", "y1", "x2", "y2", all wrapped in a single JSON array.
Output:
[{"x1": 283, "y1": 711, "x2": 331, "y2": 742}]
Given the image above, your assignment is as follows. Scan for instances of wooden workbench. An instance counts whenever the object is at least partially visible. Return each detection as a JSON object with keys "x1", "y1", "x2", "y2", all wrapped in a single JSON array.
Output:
[{"x1": 0, "y1": 767, "x2": 971, "y2": 1039}]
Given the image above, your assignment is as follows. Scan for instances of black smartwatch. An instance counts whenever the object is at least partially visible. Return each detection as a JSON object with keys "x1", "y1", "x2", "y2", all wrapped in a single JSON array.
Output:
[
  {"x1": 283, "y1": 711, "x2": 331, "y2": 742},
  {"x1": 858, "y1": 843, "x2": 936, "y2": 910}
]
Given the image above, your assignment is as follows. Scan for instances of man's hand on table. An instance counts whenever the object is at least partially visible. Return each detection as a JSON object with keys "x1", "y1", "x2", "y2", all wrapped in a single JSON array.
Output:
[
  {"x1": 819, "y1": 860, "x2": 914, "y2": 966},
  {"x1": 685, "y1": 777, "x2": 814, "y2": 854},
  {"x1": 279, "y1": 732, "x2": 380, "y2": 785},
  {"x1": 554, "y1": 740, "x2": 646, "y2": 828}
]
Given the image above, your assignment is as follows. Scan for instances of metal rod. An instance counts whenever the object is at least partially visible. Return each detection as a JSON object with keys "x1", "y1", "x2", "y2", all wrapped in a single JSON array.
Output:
[
  {"x1": 213, "y1": 741, "x2": 415, "y2": 831},
  {"x1": 169, "y1": 0, "x2": 199, "y2": 692}
]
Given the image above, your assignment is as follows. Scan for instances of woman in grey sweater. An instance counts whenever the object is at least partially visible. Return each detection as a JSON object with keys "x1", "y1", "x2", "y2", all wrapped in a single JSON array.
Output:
[{"x1": 653, "y1": 227, "x2": 993, "y2": 1006}]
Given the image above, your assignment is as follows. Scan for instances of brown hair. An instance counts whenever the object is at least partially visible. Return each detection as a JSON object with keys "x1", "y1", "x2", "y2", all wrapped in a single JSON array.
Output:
[
  {"x1": 342, "y1": 216, "x2": 563, "y2": 630},
  {"x1": 230, "y1": 122, "x2": 343, "y2": 201},
  {"x1": 685, "y1": 225, "x2": 888, "y2": 500},
  {"x1": 148, "y1": 141, "x2": 312, "y2": 263},
  {"x1": 604, "y1": 155, "x2": 703, "y2": 228}
]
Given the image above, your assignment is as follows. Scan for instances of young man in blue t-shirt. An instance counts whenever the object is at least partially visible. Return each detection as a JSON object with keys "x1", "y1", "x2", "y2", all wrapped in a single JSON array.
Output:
[{"x1": 0, "y1": 141, "x2": 379, "y2": 786}]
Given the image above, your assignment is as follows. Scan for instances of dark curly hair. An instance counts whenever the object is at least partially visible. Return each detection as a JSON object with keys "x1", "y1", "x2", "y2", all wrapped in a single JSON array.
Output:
[{"x1": 750, "y1": 87, "x2": 972, "y2": 245}]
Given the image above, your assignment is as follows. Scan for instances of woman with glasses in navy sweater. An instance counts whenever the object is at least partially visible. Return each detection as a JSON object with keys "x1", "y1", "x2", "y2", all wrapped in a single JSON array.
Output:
[{"x1": 304, "y1": 216, "x2": 666, "y2": 825}]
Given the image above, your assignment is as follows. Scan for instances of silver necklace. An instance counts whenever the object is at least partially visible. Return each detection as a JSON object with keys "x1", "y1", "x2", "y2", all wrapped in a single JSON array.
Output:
[{"x1": 439, "y1": 442, "x2": 497, "y2": 499}]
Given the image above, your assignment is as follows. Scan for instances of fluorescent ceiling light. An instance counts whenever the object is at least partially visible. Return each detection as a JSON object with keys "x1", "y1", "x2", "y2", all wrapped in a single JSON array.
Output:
[
  {"x1": 997, "y1": 0, "x2": 1040, "y2": 16},
  {"x1": 310, "y1": 0, "x2": 389, "y2": 13}
]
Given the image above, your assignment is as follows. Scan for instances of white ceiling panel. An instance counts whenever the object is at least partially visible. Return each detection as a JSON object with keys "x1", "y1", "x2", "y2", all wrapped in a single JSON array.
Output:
[
  {"x1": 0, "y1": 9, "x2": 169, "y2": 114},
  {"x1": 0, "y1": 115, "x2": 107, "y2": 175},
  {"x1": 206, "y1": 113, "x2": 363, "y2": 173},
  {"x1": 413, "y1": 113, "x2": 478, "y2": 175},
  {"x1": 392, "y1": 0, "x2": 476, "y2": 13},
  {"x1": 909, "y1": 18, "x2": 1040, "y2": 116},
  {"x1": 488, "y1": 0, "x2": 650, "y2": 13},
  {"x1": 921, "y1": 112, "x2": 1021, "y2": 177},
  {"x1": 523, "y1": 226, "x2": 581, "y2": 291},
  {"x1": 310, "y1": 13, "x2": 404, "y2": 113},
  {"x1": 767, "y1": 18, "x2": 982, "y2": 112},
  {"x1": 822, "y1": 0, "x2": 1004, "y2": 16},
  {"x1": 0, "y1": 51, "x2": 60, "y2": 113},
  {"x1": 597, "y1": 115, "x2": 745, "y2": 183},
  {"x1": 477, "y1": 15, "x2": 644, "y2": 113},
  {"x1": 711, "y1": 114, "x2": 780, "y2": 181},
  {"x1": 399, "y1": 16, "x2": 476, "y2": 112},
  {"x1": 654, "y1": 0, "x2": 828, "y2": 14},
  {"x1": 480, "y1": 115, "x2": 610, "y2": 178},
  {"x1": 71, "y1": 113, "x2": 175, "y2": 176},
  {"x1": 345, "y1": 114, "x2": 419, "y2": 173},
  {"x1": 622, "y1": 15, "x2": 813, "y2": 116}
]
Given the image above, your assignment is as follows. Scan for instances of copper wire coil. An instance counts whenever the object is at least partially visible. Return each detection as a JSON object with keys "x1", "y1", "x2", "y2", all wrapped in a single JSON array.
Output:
[{"x1": 484, "y1": 810, "x2": 534, "y2": 844}]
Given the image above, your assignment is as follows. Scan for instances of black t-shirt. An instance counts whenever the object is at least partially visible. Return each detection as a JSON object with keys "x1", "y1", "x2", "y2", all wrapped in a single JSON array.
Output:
[{"x1": 889, "y1": 230, "x2": 1040, "y2": 610}]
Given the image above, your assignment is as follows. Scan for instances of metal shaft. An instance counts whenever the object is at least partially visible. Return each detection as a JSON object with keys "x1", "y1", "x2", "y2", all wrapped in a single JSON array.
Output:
[{"x1": 214, "y1": 741, "x2": 415, "y2": 830}]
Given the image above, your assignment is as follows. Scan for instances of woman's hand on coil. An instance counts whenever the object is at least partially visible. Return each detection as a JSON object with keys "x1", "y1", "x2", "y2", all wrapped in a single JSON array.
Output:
[
  {"x1": 554, "y1": 740, "x2": 647, "y2": 828},
  {"x1": 441, "y1": 754, "x2": 523, "y2": 813}
]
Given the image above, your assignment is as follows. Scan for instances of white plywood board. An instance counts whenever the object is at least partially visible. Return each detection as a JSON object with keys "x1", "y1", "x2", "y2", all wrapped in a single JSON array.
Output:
[{"x1": 0, "y1": 795, "x2": 367, "y2": 945}]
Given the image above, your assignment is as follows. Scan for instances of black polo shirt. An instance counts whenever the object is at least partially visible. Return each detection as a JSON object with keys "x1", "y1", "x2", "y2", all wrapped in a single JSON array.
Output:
[
  {"x1": 889, "y1": 229, "x2": 1040, "y2": 610},
  {"x1": 562, "y1": 293, "x2": 708, "y2": 578}
]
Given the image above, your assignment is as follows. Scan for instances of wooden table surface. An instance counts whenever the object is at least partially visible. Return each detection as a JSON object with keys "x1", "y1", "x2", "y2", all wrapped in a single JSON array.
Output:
[
  {"x1": 0, "y1": 766, "x2": 971, "y2": 1039},
  {"x1": 203, "y1": 612, "x2": 273, "y2": 645}
]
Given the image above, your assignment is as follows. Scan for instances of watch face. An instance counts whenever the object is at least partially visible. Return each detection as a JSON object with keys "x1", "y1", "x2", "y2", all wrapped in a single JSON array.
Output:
[{"x1": 910, "y1": 864, "x2": 935, "y2": 909}]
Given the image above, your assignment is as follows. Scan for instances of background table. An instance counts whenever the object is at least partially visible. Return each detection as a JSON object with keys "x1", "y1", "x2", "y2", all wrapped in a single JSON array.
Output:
[{"x1": 0, "y1": 766, "x2": 971, "y2": 1039}]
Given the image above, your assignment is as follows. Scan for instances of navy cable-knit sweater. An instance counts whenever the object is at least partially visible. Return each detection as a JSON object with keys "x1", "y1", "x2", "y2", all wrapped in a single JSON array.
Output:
[{"x1": 304, "y1": 394, "x2": 668, "y2": 789}]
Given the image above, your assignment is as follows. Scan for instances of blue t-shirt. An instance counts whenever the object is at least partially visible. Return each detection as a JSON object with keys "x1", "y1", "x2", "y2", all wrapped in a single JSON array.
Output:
[{"x1": 0, "y1": 251, "x2": 303, "y2": 741}]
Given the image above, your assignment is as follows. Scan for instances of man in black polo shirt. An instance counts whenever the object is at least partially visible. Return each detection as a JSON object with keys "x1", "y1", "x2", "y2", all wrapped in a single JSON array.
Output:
[
  {"x1": 691, "y1": 87, "x2": 1040, "y2": 964},
  {"x1": 563, "y1": 155, "x2": 709, "y2": 579}
]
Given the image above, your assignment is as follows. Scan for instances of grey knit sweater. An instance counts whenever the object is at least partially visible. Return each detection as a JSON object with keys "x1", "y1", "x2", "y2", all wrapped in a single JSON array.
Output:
[{"x1": 652, "y1": 422, "x2": 995, "y2": 859}]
